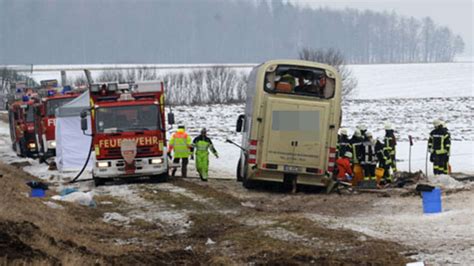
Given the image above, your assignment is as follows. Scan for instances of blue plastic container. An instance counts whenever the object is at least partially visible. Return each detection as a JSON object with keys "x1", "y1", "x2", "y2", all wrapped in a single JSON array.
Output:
[
  {"x1": 31, "y1": 188, "x2": 46, "y2": 198},
  {"x1": 422, "y1": 187, "x2": 442, "y2": 214}
]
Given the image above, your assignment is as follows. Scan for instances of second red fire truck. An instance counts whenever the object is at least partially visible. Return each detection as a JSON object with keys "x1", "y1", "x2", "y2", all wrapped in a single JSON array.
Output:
[{"x1": 34, "y1": 90, "x2": 79, "y2": 162}]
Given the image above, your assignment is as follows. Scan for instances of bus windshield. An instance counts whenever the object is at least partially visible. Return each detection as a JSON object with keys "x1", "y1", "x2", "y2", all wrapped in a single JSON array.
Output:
[
  {"x1": 46, "y1": 98, "x2": 75, "y2": 116},
  {"x1": 264, "y1": 65, "x2": 335, "y2": 99},
  {"x1": 95, "y1": 105, "x2": 160, "y2": 133}
]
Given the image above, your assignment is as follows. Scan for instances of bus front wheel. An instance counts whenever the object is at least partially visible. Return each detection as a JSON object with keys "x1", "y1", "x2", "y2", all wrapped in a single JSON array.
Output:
[{"x1": 236, "y1": 158, "x2": 243, "y2": 181}]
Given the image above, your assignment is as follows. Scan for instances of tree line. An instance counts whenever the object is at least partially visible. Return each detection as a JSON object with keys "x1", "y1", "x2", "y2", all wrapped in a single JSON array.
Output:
[
  {"x1": 87, "y1": 67, "x2": 248, "y2": 105},
  {"x1": 0, "y1": 0, "x2": 464, "y2": 64}
]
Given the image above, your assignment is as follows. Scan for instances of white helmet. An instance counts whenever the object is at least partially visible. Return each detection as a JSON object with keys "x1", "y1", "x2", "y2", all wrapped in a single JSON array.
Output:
[
  {"x1": 433, "y1": 119, "x2": 442, "y2": 127},
  {"x1": 366, "y1": 131, "x2": 373, "y2": 138},
  {"x1": 440, "y1": 120, "x2": 446, "y2": 128},
  {"x1": 344, "y1": 151, "x2": 353, "y2": 158},
  {"x1": 353, "y1": 129, "x2": 361, "y2": 137},
  {"x1": 384, "y1": 122, "x2": 393, "y2": 130},
  {"x1": 339, "y1": 128, "x2": 348, "y2": 135},
  {"x1": 359, "y1": 124, "x2": 367, "y2": 131}
]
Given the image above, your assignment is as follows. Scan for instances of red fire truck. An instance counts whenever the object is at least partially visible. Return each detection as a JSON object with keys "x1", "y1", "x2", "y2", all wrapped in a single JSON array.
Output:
[
  {"x1": 34, "y1": 91, "x2": 79, "y2": 162},
  {"x1": 8, "y1": 95, "x2": 39, "y2": 158},
  {"x1": 81, "y1": 81, "x2": 173, "y2": 186}
]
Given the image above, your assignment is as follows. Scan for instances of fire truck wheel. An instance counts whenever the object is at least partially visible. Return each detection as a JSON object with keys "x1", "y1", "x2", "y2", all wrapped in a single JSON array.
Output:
[
  {"x1": 18, "y1": 140, "x2": 27, "y2": 157},
  {"x1": 93, "y1": 176, "x2": 105, "y2": 187},
  {"x1": 150, "y1": 173, "x2": 168, "y2": 183}
]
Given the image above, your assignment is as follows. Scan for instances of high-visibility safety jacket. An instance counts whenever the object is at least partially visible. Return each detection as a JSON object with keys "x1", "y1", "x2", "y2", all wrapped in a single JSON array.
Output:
[
  {"x1": 361, "y1": 139, "x2": 377, "y2": 165},
  {"x1": 168, "y1": 128, "x2": 192, "y2": 158},
  {"x1": 384, "y1": 130, "x2": 397, "y2": 156},
  {"x1": 350, "y1": 135, "x2": 364, "y2": 164},
  {"x1": 375, "y1": 140, "x2": 392, "y2": 166},
  {"x1": 337, "y1": 134, "x2": 352, "y2": 158},
  {"x1": 193, "y1": 135, "x2": 218, "y2": 156},
  {"x1": 428, "y1": 127, "x2": 451, "y2": 155}
]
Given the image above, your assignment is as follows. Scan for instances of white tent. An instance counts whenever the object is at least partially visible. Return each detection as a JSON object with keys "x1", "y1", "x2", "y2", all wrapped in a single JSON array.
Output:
[{"x1": 55, "y1": 91, "x2": 93, "y2": 172}]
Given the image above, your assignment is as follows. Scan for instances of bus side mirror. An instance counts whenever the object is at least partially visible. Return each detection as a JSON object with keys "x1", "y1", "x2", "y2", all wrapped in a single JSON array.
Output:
[
  {"x1": 236, "y1": 114, "x2": 245, "y2": 132},
  {"x1": 167, "y1": 112, "x2": 175, "y2": 125},
  {"x1": 80, "y1": 111, "x2": 88, "y2": 131}
]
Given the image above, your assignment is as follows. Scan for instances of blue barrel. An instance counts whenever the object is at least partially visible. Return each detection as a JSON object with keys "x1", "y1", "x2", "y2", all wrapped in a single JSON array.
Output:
[
  {"x1": 422, "y1": 187, "x2": 442, "y2": 214},
  {"x1": 31, "y1": 188, "x2": 45, "y2": 198}
]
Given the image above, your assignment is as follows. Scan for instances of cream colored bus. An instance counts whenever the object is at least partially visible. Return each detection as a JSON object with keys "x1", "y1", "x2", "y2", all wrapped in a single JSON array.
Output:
[{"x1": 235, "y1": 60, "x2": 342, "y2": 189}]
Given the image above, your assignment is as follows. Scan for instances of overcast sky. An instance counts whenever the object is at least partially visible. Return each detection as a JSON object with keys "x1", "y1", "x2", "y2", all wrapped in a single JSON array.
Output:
[{"x1": 290, "y1": 0, "x2": 473, "y2": 57}]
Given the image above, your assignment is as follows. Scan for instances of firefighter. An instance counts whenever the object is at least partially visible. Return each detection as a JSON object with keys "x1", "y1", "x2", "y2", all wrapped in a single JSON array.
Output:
[
  {"x1": 384, "y1": 122, "x2": 397, "y2": 176},
  {"x1": 358, "y1": 124, "x2": 368, "y2": 139},
  {"x1": 336, "y1": 151, "x2": 353, "y2": 182},
  {"x1": 375, "y1": 137, "x2": 392, "y2": 183},
  {"x1": 428, "y1": 119, "x2": 451, "y2": 175},
  {"x1": 192, "y1": 128, "x2": 219, "y2": 182},
  {"x1": 361, "y1": 132, "x2": 377, "y2": 181},
  {"x1": 337, "y1": 128, "x2": 352, "y2": 158},
  {"x1": 168, "y1": 125, "x2": 192, "y2": 177},
  {"x1": 350, "y1": 129, "x2": 364, "y2": 164}
]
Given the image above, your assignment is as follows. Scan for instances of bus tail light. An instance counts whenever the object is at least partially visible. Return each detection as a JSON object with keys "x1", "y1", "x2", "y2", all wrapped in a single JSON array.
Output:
[
  {"x1": 248, "y1": 139, "x2": 258, "y2": 164},
  {"x1": 328, "y1": 147, "x2": 337, "y2": 173}
]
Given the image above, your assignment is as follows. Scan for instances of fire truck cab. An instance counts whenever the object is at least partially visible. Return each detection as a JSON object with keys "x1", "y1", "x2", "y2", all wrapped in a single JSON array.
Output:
[
  {"x1": 82, "y1": 81, "x2": 172, "y2": 186},
  {"x1": 34, "y1": 90, "x2": 79, "y2": 161},
  {"x1": 8, "y1": 95, "x2": 39, "y2": 158}
]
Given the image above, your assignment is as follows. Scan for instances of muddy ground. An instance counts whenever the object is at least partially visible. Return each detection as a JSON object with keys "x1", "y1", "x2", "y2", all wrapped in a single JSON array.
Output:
[{"x1": 0, "y1": 160, "x2": 419, "y2": 265}]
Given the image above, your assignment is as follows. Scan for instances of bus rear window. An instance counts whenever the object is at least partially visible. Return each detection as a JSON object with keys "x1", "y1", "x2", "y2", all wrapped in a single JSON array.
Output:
[{"x1": 264, "y1": 65, "x2": 335, "y2": 99}]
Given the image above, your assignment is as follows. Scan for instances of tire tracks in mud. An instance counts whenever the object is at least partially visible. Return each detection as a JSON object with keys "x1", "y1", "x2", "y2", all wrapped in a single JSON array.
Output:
[{"x1": 106, "y1": 177, "x2": 412, "y2": 265}]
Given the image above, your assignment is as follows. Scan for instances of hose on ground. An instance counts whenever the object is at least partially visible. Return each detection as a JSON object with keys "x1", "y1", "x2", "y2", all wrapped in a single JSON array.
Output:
[{"x1": 69, "y1": 138, "x2": 93, "y2": 184}]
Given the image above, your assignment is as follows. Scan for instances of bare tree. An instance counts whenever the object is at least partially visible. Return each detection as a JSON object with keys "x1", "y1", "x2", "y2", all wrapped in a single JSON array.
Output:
[{"x1": 298, "y1": 48, "x2": 358, "y2": 99}]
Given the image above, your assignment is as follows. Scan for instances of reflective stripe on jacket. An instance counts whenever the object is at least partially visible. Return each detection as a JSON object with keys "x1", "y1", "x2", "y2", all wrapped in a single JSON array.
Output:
[{"x1": 428, "y1": 127, "x2": 451, "y2": 155}]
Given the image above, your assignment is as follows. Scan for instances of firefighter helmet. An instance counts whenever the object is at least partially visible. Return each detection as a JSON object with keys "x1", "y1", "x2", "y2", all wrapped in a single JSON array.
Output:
[
  {"x1": 353, "y1": 129, "x2": 361, "y2": 137},
  {"x1": 358, "y1": 124, "x2": 367, "y2": 131},
  {"x1": 344, "y1": 151, "x2": 353, "y2": 158},
  {"x1": 433, "y1": 119, "x2": 441, "y2": 127},
  {"x1": 384, "y1": 122, "x2": 393, "y2": 130},
  {"x1": 366, "y1": 131, "x2": 373, "y2": 138},
  {"x1": 339, "y1": 128, "x2": 348, "y2": 135}
]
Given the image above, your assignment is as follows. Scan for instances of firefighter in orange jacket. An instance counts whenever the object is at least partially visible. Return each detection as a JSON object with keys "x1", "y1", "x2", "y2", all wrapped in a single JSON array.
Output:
[
  {"x1": 168, "y1": 125, "x2": 192, "y2": 177},
  {"x1": 336, "y1": 151, "x2": 353, "y2": 182}
]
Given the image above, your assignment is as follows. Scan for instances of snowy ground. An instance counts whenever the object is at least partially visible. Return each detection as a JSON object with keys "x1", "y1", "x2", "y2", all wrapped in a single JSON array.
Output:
[{"x1": 306, "y1": 191, "x2": 474, "y2": 264}]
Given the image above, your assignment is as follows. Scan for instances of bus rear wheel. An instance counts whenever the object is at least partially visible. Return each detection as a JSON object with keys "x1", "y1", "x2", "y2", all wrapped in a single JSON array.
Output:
[{"x1": 241, "y1": 164, "x2": 256, "y2": 189}]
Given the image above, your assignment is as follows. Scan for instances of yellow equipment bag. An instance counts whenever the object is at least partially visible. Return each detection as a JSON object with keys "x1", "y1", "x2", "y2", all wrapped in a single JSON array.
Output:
[
  {"x1": 375, "y1": 167, "x2": 385, "y2": 183},
  {"x1": 353, "y1": 164, "x2": 364, "y2": 186}
]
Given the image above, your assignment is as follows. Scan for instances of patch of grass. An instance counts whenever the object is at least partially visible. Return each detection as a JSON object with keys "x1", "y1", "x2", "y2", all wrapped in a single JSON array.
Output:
[
  {"x1": 140, "y1": 187, "x2": 206, "y2": 211},
  {"x1": 173, "y1": 179, "x2": 242, "y2": 209}
]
